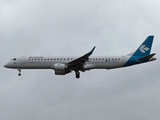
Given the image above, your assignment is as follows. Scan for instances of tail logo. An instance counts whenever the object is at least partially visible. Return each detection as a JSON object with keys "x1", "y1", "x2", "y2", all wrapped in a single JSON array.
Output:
[{"x1": 139, "y1": 45, "x2": 150, "y2": 53}]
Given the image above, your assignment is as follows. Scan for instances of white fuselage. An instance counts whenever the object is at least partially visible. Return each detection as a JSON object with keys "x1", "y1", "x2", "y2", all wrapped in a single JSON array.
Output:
[
  {"x1": 3, "y1": 36, "x2": 156, "y2": 78},
  {"x1": 5, "y1": 56, "x2": 130, "y2": 70}
]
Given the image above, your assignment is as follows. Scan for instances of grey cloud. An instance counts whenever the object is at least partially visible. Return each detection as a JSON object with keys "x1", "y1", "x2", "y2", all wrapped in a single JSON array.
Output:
[{"x1": 0, "y1": 0, "x2": 160, "y2": 120}]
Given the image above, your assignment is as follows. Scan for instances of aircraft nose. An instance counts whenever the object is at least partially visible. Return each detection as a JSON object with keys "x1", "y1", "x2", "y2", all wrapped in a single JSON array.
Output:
[{"x1": 4, "y1": 63, "x2": 9, "y2": 68}]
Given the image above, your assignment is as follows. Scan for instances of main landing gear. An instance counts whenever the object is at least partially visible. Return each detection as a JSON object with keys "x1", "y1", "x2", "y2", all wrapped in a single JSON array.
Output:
[
  {"x1": 75, "y1": 71, "x2": 80, "y2": 79},
  {"x1": 18, "y1": 69, "x2": 21, "y2": 76}
]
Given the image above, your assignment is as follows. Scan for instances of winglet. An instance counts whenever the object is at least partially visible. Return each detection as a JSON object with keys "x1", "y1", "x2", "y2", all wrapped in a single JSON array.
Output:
[{"x1": 88, "y1": 46, "x2": 96, "y2": 55}]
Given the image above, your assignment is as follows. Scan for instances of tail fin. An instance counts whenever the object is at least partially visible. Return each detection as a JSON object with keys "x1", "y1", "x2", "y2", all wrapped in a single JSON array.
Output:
[{"x1": 132, "y1": 36, "x2": 154, "y2": 57}]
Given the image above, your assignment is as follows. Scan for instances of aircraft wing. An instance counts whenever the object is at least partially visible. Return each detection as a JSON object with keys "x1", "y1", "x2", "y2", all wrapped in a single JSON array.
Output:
[{"x1": 67, "y1": 46, "x2": 96, "y2": 71}]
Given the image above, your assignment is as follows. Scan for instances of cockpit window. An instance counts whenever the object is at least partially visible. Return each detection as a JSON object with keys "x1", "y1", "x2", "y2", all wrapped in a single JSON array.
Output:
[{"x1": 11, "y1": 58, "x2": 16, "y2": 60}]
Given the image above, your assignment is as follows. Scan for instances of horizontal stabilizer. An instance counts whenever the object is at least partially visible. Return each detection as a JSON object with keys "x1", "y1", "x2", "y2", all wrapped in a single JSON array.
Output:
[{"x1": 139, "y1": 53, "x2": 156, "y2": 61}]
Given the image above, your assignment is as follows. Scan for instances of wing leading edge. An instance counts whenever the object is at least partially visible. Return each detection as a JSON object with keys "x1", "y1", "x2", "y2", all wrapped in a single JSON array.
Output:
[{"x1": 67, "y1": 46, "x2": 96, "y2": 71}]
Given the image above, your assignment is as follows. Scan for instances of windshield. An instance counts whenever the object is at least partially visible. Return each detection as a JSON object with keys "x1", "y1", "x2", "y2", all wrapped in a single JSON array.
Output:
[{"x1": 11, "y1": 58, "x2": 16, "y2": 61}]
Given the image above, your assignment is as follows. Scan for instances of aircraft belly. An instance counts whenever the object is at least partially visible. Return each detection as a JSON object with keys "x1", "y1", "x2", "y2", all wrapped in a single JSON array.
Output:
[
  {"x1": 20, "y1": 62, "x2": 52, "y2": 69},
  {"x1": 100, "y1": 62, "x2": 123, "y2": 69},
  {"x1": 84, "y1": 62, "x2": 124, "y2": 70}
]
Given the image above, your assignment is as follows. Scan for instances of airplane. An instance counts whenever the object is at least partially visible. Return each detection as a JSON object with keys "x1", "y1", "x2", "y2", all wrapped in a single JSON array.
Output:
[{"x1": 4, "y1": 35, "x2": 156, "y2": 79}]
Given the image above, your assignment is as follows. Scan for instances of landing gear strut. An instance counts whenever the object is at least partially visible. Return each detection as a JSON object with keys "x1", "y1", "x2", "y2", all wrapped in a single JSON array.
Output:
[
  {"x1": 18, "y1": 69, "x2": 21, "y2": 76},
  {"x1": 75, "y1": 71, "x2": 80, "y2": 79}
]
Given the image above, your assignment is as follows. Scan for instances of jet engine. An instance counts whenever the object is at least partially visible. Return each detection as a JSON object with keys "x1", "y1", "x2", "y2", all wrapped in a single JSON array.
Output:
[{"x1": 53, "y1": 63, "x2": 68, "y2": 75}]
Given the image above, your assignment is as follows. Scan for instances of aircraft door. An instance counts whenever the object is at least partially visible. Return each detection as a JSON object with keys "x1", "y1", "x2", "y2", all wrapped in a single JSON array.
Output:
[
  {"x1": 122, "y1": 56, "x2": 126, "y2": 64},
  {"x1": 21, "y1": 56, "x2": 26, "y2": 64}
]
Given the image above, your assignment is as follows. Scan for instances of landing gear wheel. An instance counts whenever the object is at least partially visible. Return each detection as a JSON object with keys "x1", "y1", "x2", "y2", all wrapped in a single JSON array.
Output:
[
  {"x1": 75, "y1": 71, "x2": 80, "y2": 79},
  {"x1": 17, "y1": 69, "x2": 21, "y2": 76}
]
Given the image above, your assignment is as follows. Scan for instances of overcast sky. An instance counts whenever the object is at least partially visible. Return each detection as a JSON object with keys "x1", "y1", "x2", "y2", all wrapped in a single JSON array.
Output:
[{"x1": 0, "y1": 0, "x2": 160, "y2": 120}]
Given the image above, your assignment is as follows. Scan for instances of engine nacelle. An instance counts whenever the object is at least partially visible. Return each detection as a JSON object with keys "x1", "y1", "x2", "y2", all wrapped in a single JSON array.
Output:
[
  {"x1": 55, "y1": 70, "x2": 66, "y2": 75},
  {"x1": 53, "y1": 63, "x2": 67, "y2": 71},
  {"x1": 53, "y1": 63, "x2": 68, "y2": 75}
]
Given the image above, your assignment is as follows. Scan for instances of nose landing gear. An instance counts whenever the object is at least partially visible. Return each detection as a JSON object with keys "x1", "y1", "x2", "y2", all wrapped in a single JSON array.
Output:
[
  {"x1": 18, "y1": 69, "x2": 21, "y2": 76},
  {"x1": 75, "y1": 71, "x2": 80, "y2": 79}
]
